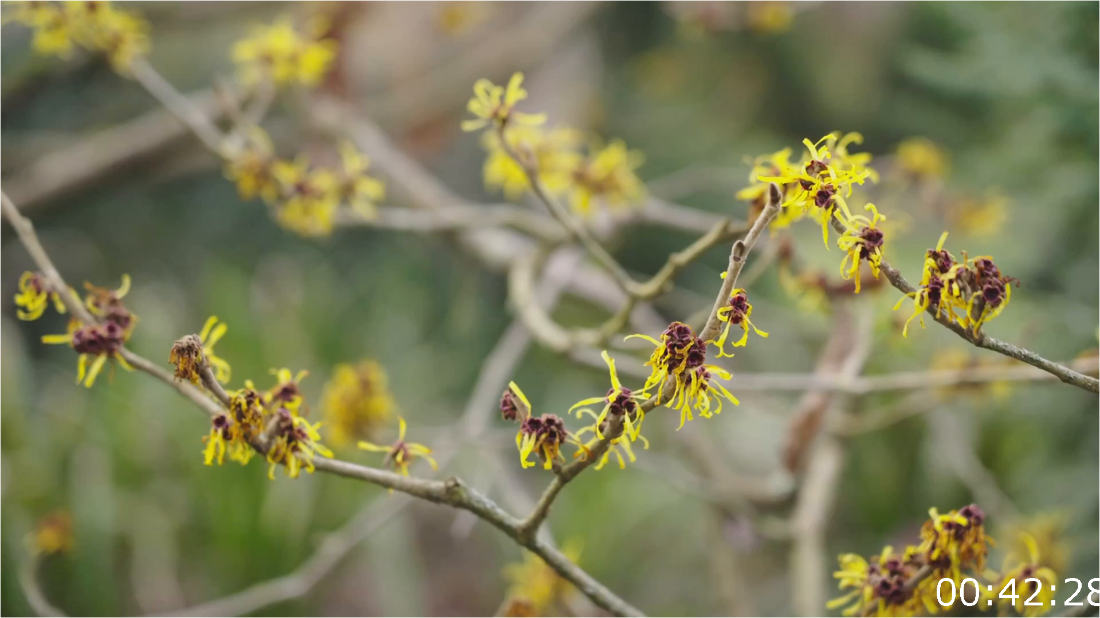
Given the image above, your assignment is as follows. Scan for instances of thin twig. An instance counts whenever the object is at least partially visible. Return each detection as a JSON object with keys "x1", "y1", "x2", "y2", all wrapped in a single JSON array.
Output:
[
  {"x1": 129, "y1": 58, "x2": 225, "y2": 152},
  {"x1": 19, "y1": 555, "x2": 65, "y2": 617}
]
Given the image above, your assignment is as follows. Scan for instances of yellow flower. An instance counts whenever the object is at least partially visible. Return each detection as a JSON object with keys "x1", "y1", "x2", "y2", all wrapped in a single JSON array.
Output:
[
  {"x1": 336, "y1": 142, "x2": 385, "y2": 220},
  {"x1": 893, "y1": 232, "x2": 967, "y2": 336},
  {"x1": 461, "y1": 72, "x2": 547, "y2": 132},
  {"x1": 29, "y1": 511, "x2": 73, "y2": 556},
  {"x1": 509, "y1": 382, "x2": 581, "y2": 470},
  {"x1": 223, "y1": 128, "x2": 280, "y2": 203},
  {"x1": 919, "y1": 504, "x2": 993, "y2": 580},
  {"x1": 836, "y1": 203, "x2": 886, "y2": 294},
  {"x1": 502, "y1": 541, "x2": 583, "y2": 615},
  {"x1": 960, "y1": 256, "x2": 1014, "y2": 334},
  {"x1": 566, "y1": 139, "x2": 646, "y2": 217},
  {"x1": 5, "y1": 1, "x2": 149, "y2": 72},
  {"x1": 321, "y1": 360, "x2": 395, "y2": 447},
  {"x1": 265, "y1": 407, "x2": 332, "y2": 479},
  {"x1": 624, "y1": 322, "x2": 739, "y2": 430},
  {"x1": 171, "y1": 316, "x2": 231, "y2": 384},
  {"x1": 271, "y1": 155, "x2": 340, "y2": 236},
  {"x1": 746, "y1": 1, "x2": 793, "y2": 34},
  {"x1": 572, "y1": 408, "x2": 647, "y2": 470},
  {"x1": 358, "y1": 417, "x2": 437, "y2": 480},
  {"x1": 42, "y1": 318, "x2": 133, "y2": 388},
  {"x1": 951, "y1": 191, "x2": 1007, "y2": 238},
  {"x1": 232, "y1": 17, "x2": 337, "y2": 88},
  {"x1": 204, "y1": 384, "x2": 266, "y2": 467},
  {"x1": 265, "y1": 367, "x2": 309, "y2": 414},
  {"x1": 13, "y1": 271, "x2": 67, "y2": 321},
  {"x1": 828, "y1": 545, "x2": 937, "y2": 617},
  {"x1": 480, "y1": 126, "x2": 583, "y2": 201},
  {"x1": 711, "y1": 286, "x2": 768, "y2": 356},
  {"x1": 994, "y1": 532, "x2": 1058, "y2": 617},
  {"x1": 1001, "y1": 513, "x2": 1070, "y2": 575},
  {"x1": 896, "y1": 137, "x2": 948, "y2": 179},
  {"x1": 756, "y1": 132, "x2": 877, "y2": 244},
  {"x1": 567, "y1": 350, "x2": 647, "y2": 441},
  {"x1": 83, "y1": 273, "x2": 136, "y2": 339}
]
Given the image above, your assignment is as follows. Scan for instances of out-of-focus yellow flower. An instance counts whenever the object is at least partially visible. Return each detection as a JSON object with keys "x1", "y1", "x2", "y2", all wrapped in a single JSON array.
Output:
[
  {"x1": 223, "y1": 128, "x2": 280, "y2": 204},
  {"x1": 711, "y1": 286, "x2": 768, "y2": 356},
  {"x1": 502, "y1": 541, "x2": 583, "y2": 615},
  {"x1": 896, "y1": 137, "x2": 948, "y2": 179},
  {"x1": 925, "y1": 348, "x2": 1013, "y2": 401},
  {"x1": 14, "y1": 271, "x2": 67, "y2": 321},
  {"x1": 436, "y1": 1, "x2": 488, "y2": 36},
  {"x1": 480, "y1": 126, "x2": 583, "y2": 201},
  {"x1": 232, "y1": 17, "x2": 337, "y2": 88},
  {"x1": 358, "y1": 417, "x2": 437, "y2": 480},
  {"x1": 271, "y1": 155, "x2": 340, "y2": 236},
  {"x1": 322, "y1": 360, "x2": 395, "y2": 447},
  {"x1": 995, "y1": 532, "x2": 1057, "y2": 617},
  {"x1": 836, "y1": 203, "x2": 886, "y2": 293},
  {"x1": 1001, "y1": 513, "x2": 1070, "y2": 575},
  {"x1": 5, "y1": 1, "x2": 149, "y2": 73},
  {"x1": 626, "y1": 322, "x2": 739, "y2": 430},
  {"x1": 461, "y1": 72, "x2": 547, "y2": 133},
  {"x1": 951, "y1": 191, "x2": 1008, "y2": 238},
  {"x1": 566, "y1": 139, "x2": 646, "y2": 217},
  {"x1": 266, "y1": 407, "x2": 332, "y2": 479},
  {"x1": 920, "y1": 504, "x2": 993, "y2": 580},
  {"x1": 828, "y1": 545, "x2": 937, "y2": 617},
  {"x1": 264, "y1": 367, "x2": 309, "y2": 414},
  {"x1": 83, "y1": 273, "x2": 136, "y2": 339},
  {"x1": 29, "y1": 511, "x2": 73, "y2": 556},
  {"x1": 336, "y1": 142, "x2": 385, "y2": 220},
  {"x1": 737, "y1": 147, "x2": 794, "y2": 222},
  {"x1": 42, "y1": 318, "x2": 133, "y2": 388},
  {"x1": 745, "y1": 1, "x2": 793, "y2": 34}
]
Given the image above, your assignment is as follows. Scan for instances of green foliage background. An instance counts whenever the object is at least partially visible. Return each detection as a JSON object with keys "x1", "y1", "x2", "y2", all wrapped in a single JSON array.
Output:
[{"x1": 2, "y1": 2, "x2": 1097, "y2": 615}]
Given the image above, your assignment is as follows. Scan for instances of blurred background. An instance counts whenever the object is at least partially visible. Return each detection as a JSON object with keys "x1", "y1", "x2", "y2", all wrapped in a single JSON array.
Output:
[{"x1": 2, "y1": 2, "x2": 1097, "y2": 616}]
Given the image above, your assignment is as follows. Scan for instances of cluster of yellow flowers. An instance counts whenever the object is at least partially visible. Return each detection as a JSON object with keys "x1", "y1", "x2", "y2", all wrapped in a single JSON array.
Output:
[
  {"x1": 831, "y1": 504, "x2": 1059, "y2": 618},
  {"x1": 231, "y1": 16, "x2": 337, "y2": 89},
  {"x1": 4, "y1": 0, "x2": 150, "y2": 72},
  {"x1": 505, "y1": 307, "x2": 768, "y2": 471},
  {"x1": 17, "y1": 272, "x2": 137, "y2": 387},
  {"x1": 893, "y1": 231, "x2": 1016, "y2": 337},
  {"x1": 222, "y1": 129, "x2": 385, "y2": 237},
  {"x1": 29, "y1": 511, "x2": 73, "y2": 556},
  {"x1": 463, "y1": 73, "x2": 647, "y2": 217},
  {"x1": 321, "y1": 360, "x2": 395, "y2": 447}
]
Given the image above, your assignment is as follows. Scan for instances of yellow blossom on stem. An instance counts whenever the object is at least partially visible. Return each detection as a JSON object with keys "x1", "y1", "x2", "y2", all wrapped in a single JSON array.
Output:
[
  {"x1": 204, "y1": 384, "x2": 266, "y2": 466},
  {"x1": 893, "y1": 232, "x2": 967, "y2": 336},
  {"x1": 265, "y1": 407, "x2": 332, "y2": 479},
  {"x1": 508, "y1": 381, "x2": 584, "y2": 470},
  {"x1": 836, "y1": 203, "x2": 886, "y2": 293},
  {"x1": 5, "y1": 1, "x2": 150, "y2": 73},
  {"x1": 572, "y1": 408, "x2": 647, "y2": 470},
  {"x1": 711, "y1": 286, "x2": 768, "y2": 355},
  {"x1": 222, "y1": 128, "x2": 280, "y2": 203},
  {"x1": 231, "y1": 17, "x2": 337, "y2": 88},
  {"x1": 566, "y1": 139, "x2": 646, "y2": 217},
  {"x1": 461, "y1": 72, "x2": 547, "y2": 132},
  {"x1": 42, "y1": 318, "x2": 133, "y2": 388},
  {"x1": 336, "y1": 142, "x2": 385, "y2": 220},
  {"x1": 960, "y1": 256, "x2": 1014, "y2": 335},
  {"x1": 321, "y1": 360, "x2": 395, "y2": 447},
  {"x1": 271, "y1": 155, "x2": 340, "y2": 236},
  {"x1": 13, "y1": 271, "x2": 67, "y2": 321},
  {"x1": 828, "y1": 545, "x2": 937, "y2": 617},
  {"x1": 83, "y1": 273, "x2": 136, "y2": 339},
  {"x1": 567, "y1": 350, "x2": 648, "y2": 442},
  {"x1": 358, "y1": 417, "x2": 437, "y2": 480},
  {"x1": 995, "y1": 532, "x2": 1057, "y2": 617},
  {"x1": 756, "y1": 132, "x2": 876, "y2": 244},
  {"x1": 265, "y1": 367, "x2": 309, "y2": 414},
  {"x1": 625, "y1": 322, "x2": 739, "y2": 430},
  {"x1": 919, "y1": 504, "x2": 993, "y2": 580},
  {"x1": 171, "y1": 316, "x2": 231, "y2": 384}
]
